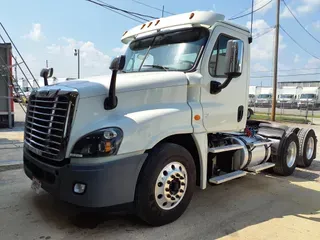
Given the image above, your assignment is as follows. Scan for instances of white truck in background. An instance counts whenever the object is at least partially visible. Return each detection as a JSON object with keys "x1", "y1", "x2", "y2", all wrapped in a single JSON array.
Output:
[
  {"x1": 277, "y1": 86, "x2": 302, "y2": 108},
  {"x1": 255, "y1": 87, "x2": 273, "y2": 107},
  {"x1": 248, "y1": 86, "x2": 261, "y2": 107},
  {"x1": 22, "y1": 11, "x2": 317, "y2": 226},
  {"x1": 298, "y1": 87, "x2": 320, "y2": 109}
]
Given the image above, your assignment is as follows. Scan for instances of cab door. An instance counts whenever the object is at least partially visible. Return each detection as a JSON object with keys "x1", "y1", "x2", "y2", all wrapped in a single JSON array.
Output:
[{"x1": 199, "y1": 24, "x2": 249, "y2": 133}]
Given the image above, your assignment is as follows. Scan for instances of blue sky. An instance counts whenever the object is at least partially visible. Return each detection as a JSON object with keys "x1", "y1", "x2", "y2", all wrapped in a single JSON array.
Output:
[{"x1": 1, "y1": 0, "x2": 320, "y2": 86}]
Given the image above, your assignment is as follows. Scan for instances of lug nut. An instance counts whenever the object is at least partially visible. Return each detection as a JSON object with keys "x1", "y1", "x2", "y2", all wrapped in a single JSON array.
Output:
[
  {"x1": 165, "y1": 188, "x2": 169, "y2": 192},
  {"x1": 179, "y1": 189, "x2": 184, "y2": 193},
  {"x1": 158, "y1": 182, "x2": 163, "y2": 187},
  {"x1": 167, "y1": 180, "x2": 171, "y2": 184},
  {"x1": 171, "y1": 197, "x2": 175, "y2": 201},
  {"x1": 167, "y1": 194, "x2": 171, "y2": 198}
]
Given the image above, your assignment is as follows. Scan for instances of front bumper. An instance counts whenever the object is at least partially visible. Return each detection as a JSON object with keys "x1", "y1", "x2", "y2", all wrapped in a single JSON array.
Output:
[{"x1": 23, "y1": 149, "x2": 148, "y2": 208}]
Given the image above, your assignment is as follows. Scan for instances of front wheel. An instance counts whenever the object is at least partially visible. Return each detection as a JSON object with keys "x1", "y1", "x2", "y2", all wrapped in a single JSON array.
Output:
[{"x1": 135, "y1": 143, "x2": 196, "y2": 226}]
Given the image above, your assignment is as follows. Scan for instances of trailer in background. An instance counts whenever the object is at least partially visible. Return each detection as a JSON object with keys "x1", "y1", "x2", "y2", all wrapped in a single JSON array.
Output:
[{"x1": 0, "y1": 43, "x2": 14, "y2": 128}]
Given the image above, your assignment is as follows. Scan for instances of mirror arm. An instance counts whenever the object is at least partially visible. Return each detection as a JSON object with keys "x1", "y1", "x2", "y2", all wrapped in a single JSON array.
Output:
[
  {"x1": 104, "y1": 70, "x2": 118, "y2": 110},
  {"x1": 210, "y1": 76, "x2": 233, "y2": 94}
]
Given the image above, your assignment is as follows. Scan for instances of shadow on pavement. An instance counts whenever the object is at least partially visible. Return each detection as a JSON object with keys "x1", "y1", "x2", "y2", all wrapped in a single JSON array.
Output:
[{"x1": 27, "y1": 162, "x2": 320, "y2": 239}]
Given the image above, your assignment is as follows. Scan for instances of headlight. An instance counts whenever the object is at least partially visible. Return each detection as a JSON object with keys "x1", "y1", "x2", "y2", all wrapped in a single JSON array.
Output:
[{"x1": 70, "y1": 127, "x2": 123, "y2": 158}]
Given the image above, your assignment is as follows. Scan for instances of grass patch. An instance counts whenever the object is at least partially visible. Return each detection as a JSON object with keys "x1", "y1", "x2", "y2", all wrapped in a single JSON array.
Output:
[{"x1": 252, "y1": 113, "x2": 310, "y2": 124}]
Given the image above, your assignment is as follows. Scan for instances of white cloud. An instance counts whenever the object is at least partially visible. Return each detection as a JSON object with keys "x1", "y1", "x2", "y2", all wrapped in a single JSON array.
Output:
[
  {"x1": 297, "y1": 0, "x2": 320, "y2": 14},
  {"x1": 313, "y1": 20, "x2": 320, "y2": 30},
  {"x1": 112, "y1": 45, "x2": 128, "y2": 54},
  {"x1": 294, "y1": 54, "x2": 300, "y2": 63},
  {"x1": 46, "y1": 37, "x2": 111, "y2": 78},
  {"x1": 246, "y1": 19, "x2": 286, "y2": 61},
  {"x1": 252, "y1": 63, "x2": 269, "y2": 72},
  {"x1": 280, "y1": 7, "x2": 294, "y2": 18},
  {"x1": 23, "y1": 23, "x2": 44, "y2": 41},
  {"x1": 254, "y1": 0, "x2": 274, "y2": 15},
  {"x1": 305, "y1": 58, "x2": 320, "y2": 68}
]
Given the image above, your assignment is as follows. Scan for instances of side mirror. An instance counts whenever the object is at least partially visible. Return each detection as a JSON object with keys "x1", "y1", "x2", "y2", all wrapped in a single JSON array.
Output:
[
  {"x1": 40, "y1": 68, "x2": 54, "y2": 86},
  {"x1": 224, "y1": 40, "x2": 244, "y2": 78},
  {"x1": 105, "y1": 55, "x2": 126, "y2": 110},
  {"x1": 109, "y1": 55, "x2": 125, "y2": 71}
]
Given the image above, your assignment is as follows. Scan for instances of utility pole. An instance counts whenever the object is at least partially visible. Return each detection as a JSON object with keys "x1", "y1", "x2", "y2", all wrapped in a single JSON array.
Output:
[
  {"x1": 162, "y1": 5, "x2": 164, "y2": 17},
  {"x1": 271, "y1": 0, "x2": 280, "y2": 121},
  {"x1": 46, "y1": 60, "x2": 48, "y2": 68},
  {"x1": 74, "y1": 49, "x2": 80, "y2": 78}
]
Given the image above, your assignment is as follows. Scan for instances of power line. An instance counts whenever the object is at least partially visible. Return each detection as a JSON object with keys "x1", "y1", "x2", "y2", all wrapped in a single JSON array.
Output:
[
  {"x1": 132, "y1": 0, "x2": 175, "y2": 16},
  {"x1": 280, "y1": 25, "x2": 320, "y2": 61},
  {"x1": 282, "y1": 0, "x2": 320, "y2": 45},
  {"x1": 229, "y1": 0, "x2": 273, "y2": 20},
  {"x1": 252, "y1": 72, "x2": 320, "y2": 78},
  {"x1": 86, "y1": 0, "x2": 155, "y2": 23},
  {"x1": 86, "y1": 0, "x2": 144, "y2": 23},
  {"x1": 96, "y1": 0, "x2": 156, "y2": 19},
  {"x1": 253, "y1": 27, "x2": 275, "y2": 39},
  {"x1": 252, "y1": 67, "x2": 320, "y2": 73},
  {"x1": 229, "y1": 0, "x2": 267, "y2": 19}
]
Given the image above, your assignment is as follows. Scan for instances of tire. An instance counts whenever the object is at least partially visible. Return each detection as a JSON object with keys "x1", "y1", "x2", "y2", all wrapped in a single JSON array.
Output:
[
  {"x1": 247, "y1": 109, "x2": 254, "y2": 119},
  {"x1": 135, "y1": 143, "x2": 196, "y2": 226},
  {"x1": 272, "y1": 132, "x2": 299, "y2": 176},
  {"x1": 296, "y1": 128, "x2": 317, "y2": 168}
]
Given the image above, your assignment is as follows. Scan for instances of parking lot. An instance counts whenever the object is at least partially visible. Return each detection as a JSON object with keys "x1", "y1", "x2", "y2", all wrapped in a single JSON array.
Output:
[{"x1": 0, "y1": 104, "x2": 319, "y2": 240}]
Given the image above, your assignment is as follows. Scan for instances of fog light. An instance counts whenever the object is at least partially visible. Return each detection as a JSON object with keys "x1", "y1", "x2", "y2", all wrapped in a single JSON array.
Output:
[{"x1": 73, "y1": 183, "x2": 86, "y2": 194}]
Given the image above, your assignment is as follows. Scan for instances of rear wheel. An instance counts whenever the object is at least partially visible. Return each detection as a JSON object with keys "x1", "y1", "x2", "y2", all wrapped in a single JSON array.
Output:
[
  {"x1": 135, "y1": 143, "x2": 196, "y2": 226},
  {"x1": 297, "y1": 128, "x2": 317, "y2": 168},
  {"x1": 273, "y1": 132, "x2": 299, "y2": 176}
]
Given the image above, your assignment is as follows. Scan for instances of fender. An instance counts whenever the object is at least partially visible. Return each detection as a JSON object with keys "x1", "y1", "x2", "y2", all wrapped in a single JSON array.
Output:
[{"x1": 67, "y1": 95, "x2": 193, "y2": 157}]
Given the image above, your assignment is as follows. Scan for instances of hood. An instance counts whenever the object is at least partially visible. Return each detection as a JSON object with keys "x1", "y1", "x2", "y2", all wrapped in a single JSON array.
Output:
[{"x1": 50, "y1": 72, "x2": 188, "y2": 98}]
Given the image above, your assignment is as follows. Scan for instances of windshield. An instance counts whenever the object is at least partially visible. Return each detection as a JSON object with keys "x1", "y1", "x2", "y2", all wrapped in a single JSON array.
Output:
[
  {"x1": 279, "y1": 94, "x2": 294, "y2": 99},
  {"x1": 300, "y1": 94, "x2": 316, "y2": 99},
  {"x1": 258, "y1": 94, "x2": 271, "y2": 99},
  {"x1": 123, "y1": 27, "x2": 209, "y2": 73}
]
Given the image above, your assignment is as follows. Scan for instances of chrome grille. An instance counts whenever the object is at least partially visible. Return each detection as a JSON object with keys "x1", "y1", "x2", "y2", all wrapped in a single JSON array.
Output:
[{"x1": 24, "y1": 90, "x2": 78, "y2": 161}]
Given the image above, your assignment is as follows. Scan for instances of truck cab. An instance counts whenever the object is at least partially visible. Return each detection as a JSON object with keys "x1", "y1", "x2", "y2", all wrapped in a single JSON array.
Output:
[
  {"x1": 255, "y1": 87, "x2": 273, "y2": 107},
  {"x1": 23, "y1": 11, "x2": 317, "y2": 226},
  {"x1": 277, "y1": 86, "x2": 302, "y2": 108},
  {"x1": 298, "y1": 87, "x2": 320, "y2": 109}
]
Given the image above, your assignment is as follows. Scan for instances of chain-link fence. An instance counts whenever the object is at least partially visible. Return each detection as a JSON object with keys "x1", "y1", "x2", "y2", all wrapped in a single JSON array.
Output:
[{"x1": 250, "y1": 99, "x2": 317, "y2": 124}]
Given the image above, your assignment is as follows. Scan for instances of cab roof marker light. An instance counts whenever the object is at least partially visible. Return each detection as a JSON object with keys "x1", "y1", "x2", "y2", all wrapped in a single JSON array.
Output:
[
  {"x1": 155, "y1": 19, "x2": 160, "y2": 26},
  {"x1": 189, "y1": 12, "x2": 195, "y2": 19},
  {"x1": 141, "y1": 24, "x2": 146, "y2": 30},
  {"x1": 123, "y1": 30, "x2": 128, "y2": 36},
  {"x1": 148, "y1": 22, "x2": 153, "y2": 28}
]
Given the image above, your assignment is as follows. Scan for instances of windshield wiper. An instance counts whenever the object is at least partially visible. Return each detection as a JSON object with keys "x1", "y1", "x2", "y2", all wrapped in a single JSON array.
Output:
[{"x1": 142, "y1": 64, "x2": 169, "y2": 71}]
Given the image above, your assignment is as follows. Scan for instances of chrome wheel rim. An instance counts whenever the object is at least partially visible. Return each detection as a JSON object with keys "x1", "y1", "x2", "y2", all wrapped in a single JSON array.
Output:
[
  {"x1": 306, "y1": 137, "x2": 315, "y2": 160},
  {"x1": 286, "y1": 141, "x2": 297, "y2": 168},
  {"x1": 154, "y1": 162, "x2": 188, "y2": 210}
]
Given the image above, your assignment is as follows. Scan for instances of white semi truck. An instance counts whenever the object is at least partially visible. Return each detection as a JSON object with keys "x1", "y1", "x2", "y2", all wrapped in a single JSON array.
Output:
[
  {"x1": 248, "y1": 86, "x2": 261, "y2": 106},
  {"x1": 23, "y1": 11, "x2": 317, "y2": 226},
  {"x1": 298, "y1": 87, "x2": 320, "y2": 109},
  {"x1": 255, "y1": 87, "x2": 273, "y2": 107},
  {"x1": 277, "y1": 86, "x2": 302, "y2": 108}
]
